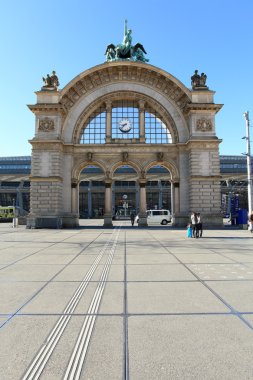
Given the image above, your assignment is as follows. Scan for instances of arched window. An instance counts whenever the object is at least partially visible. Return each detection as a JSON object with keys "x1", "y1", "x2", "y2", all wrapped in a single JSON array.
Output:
[
  {"x1": 79, "y1": 100, "x2": 172, "y2": 144},
  {"x1": 112, "y1": 100, "x2": 139, "y2": 139},
  {"x1": 79, "y1": 107, "x2": 106, "y2": 144},
  {"x1": 145, "y1": 109, "x2": 172, "y2": 144}
]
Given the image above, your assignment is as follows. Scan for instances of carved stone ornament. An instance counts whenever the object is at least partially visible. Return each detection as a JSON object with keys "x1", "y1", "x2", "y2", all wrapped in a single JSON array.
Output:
[
  {"x1": 140, "y1": 169, "x2": 146, "y2": 179},
  {"x1": 191, "y1": 70, "x2": 208, "y2": 90},
  {"x1": 196, "y1": 118, "x2": 212, "y2": 132},
  {"x1": 157, "y1": 152, "x2": 164, "y2": 161},
  {"x1": 38, "y1": 118, "x2": 55, "y2": 132},
  {"x1": 42, "y1": 70, "x2": 59, "y2": 90},
  {"x1": 122, "y1": 152, "x2": 128, "y2": 162},
  {"x1": 87, "y1": 152, "x2": 93, "y2": 161}
]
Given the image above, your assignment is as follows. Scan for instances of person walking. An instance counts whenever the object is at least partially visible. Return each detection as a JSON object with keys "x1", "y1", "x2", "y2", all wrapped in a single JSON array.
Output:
[{"x1": 130, "y1": 211, "x2": 136, "y2": 226}]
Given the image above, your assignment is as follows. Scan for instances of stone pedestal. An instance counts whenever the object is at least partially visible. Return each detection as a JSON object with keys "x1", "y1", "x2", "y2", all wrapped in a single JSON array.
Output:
[
  {"x1": 172, "y1": 213, "x2": 189, "y2": 227},
  {"x1": 62, "y1": 216, "x2": 79, "y2": 228},
  {"x1": 26, "y1": 215, "x2": 63, "y2": 229}
]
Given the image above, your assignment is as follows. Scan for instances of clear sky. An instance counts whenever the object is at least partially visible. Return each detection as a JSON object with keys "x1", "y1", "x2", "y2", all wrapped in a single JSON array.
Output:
[{"x1": 1, "y1": 0, "x2": 252, "y2": 157}]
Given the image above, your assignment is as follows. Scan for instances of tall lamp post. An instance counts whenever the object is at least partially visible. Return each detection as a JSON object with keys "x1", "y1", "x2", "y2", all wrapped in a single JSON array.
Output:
[{"x1": 243, "y1": 111, "x2": 252, "y2": 215}]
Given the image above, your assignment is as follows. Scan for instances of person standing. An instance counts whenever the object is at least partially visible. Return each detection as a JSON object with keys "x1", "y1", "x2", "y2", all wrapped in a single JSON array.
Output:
[
  {"x1": 191, "y1": 212, "x2": 198, "y2": 238},
  {"x1": 248, "y1": 213, "x2": 253, "y2": 233},
  {"x1": 187, "y1": 223, "x2": 193, "y2": 238},
  {"x1": 197, "y1": 213, "x2": 203, "y2": 238}
]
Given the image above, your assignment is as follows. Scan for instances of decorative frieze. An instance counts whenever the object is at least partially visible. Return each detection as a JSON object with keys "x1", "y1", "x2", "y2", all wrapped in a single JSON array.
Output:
[
  {"x1": 38, "y1": 118, "x2": 55, "y2": 132},
  {"x1": 196, "y1": 118, "x2": 213, "y2": 131},
  {"x1": 61, "y1": 64, "x2": 191, "y2": 113}
]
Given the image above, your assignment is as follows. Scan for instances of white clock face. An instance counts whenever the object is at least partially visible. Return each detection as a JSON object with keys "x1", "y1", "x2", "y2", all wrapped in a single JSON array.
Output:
[{"x1": 119, "y1": 119, "x2": 132, "y2": 133}]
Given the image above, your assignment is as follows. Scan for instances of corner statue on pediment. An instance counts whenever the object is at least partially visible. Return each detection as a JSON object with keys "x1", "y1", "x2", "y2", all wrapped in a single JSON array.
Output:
[
  {"x1": 191, "y1": 70, "x2": 208, "y2": 90},
  {"x1": 105, "y1": 20, "x2": 149, "y2": 63},
  {"x1": 42, "y1": 70, "x2": 59, "y2": 91}
]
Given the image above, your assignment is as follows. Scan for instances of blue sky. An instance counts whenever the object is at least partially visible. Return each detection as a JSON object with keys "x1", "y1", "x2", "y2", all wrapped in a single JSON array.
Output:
[{"x1": 1, "y1": 0, "x2": 252, "y2": 157}]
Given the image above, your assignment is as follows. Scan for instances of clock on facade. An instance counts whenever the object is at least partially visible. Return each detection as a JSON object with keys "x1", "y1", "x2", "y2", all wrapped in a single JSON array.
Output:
[{"x1": 119, "y1": 119, "x2": 132, "y2": 133}]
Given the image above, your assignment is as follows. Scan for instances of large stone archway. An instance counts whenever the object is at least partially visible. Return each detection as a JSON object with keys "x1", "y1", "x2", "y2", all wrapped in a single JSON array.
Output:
[{"x1": 27, "y1": 61, "x2": 222, "y2": 228}]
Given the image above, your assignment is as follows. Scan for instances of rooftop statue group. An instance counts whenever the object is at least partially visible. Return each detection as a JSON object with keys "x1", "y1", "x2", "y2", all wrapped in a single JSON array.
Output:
[
  {"x1": 105, "y1": 20, "x2": 149, "y2": 63},
  {"x1": 42, "y1": 70, "x2": 59, "y2": 90},
  {"x1": 191, "y1": 70, "x2": 208, "y2": 89}
]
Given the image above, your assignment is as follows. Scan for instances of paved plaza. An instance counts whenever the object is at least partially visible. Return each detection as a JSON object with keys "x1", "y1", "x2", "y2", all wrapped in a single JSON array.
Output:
[{"x1": 0, "y1": 221, "x2": 253, "y2": 379}]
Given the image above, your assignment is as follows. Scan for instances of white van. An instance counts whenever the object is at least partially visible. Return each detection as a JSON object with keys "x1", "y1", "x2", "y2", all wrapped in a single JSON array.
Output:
[{"x1": 135, "y1": 209, "x2": 171, "y2": 225}]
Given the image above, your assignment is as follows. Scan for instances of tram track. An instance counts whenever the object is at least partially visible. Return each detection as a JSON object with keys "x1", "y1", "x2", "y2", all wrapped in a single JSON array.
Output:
[
  {"x1": 22, "y1": 227, "x2": 120, "y2": 380},
  {"x1": 64, "y1": 228, "x2": 120, "y2": 380}
]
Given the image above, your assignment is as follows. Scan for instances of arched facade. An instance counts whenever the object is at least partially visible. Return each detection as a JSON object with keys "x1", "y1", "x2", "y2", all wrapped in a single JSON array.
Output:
[{"x1": 27, "y1": 61, "x2": 222, "y2": 228}]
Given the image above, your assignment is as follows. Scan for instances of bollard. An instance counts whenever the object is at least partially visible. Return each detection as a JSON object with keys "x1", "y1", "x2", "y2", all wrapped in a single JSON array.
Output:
[{"x1": 12, "y1": 217, "x2": 18, "y2": 228}]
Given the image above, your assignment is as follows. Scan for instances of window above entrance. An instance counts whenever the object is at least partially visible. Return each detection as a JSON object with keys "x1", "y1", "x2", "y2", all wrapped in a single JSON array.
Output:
[
  {"x1": 79, "y1": 100, "x2": 172, "y2": 145},
  {"x1": 112, "y1": 101, "x2": 139, "y2": 139},
  {"x1": 79, "y1": 107, "x2": 106, "y2": 144}
]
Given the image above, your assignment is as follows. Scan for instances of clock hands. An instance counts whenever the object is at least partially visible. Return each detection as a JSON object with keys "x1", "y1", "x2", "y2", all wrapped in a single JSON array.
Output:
[{"x1": 119, "y1": 119, "x2": 131, "y2": 133}]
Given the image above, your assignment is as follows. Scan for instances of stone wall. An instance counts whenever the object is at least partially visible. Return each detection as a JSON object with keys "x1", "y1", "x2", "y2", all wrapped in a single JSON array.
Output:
[
  {"x1": 188, "y1": 143, "x2": 222, "y2": 225},
  {"x1": 30, "y1": 181, "x2": 63, "y2": 216}
]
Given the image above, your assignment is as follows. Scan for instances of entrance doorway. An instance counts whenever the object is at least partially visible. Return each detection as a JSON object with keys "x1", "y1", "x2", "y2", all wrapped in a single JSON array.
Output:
[{"x1": 78, "y1": 163, "x2": 172, "y2": 224}]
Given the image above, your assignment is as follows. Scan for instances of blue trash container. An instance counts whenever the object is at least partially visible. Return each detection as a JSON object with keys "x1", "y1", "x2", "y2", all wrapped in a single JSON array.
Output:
[{"x1": 237, "y1": 209, "x2": 248, "y2": 225}]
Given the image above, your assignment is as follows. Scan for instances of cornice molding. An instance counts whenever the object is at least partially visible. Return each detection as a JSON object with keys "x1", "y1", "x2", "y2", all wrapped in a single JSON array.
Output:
[
  {"x1": 28, "y1": 103, "x2": 65, "y2": 115},
  {"x1": 185, "y1": 103, "x2": 223, "y2": 114},
  {"x1": 30, "y1": 176, "x2": 63, "y2": 182}
]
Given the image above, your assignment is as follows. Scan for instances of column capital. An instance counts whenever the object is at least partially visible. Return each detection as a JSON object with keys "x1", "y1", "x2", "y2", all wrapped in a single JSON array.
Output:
[
  {"x1": 138, "y1": 180, "x2": 147, "y2": 188},
  {"x1": 138, "y1": 99, "x2": 145, "y2": 111},
  {"x1": 105, "y1": 100, "x2": 112, "y2": 111},
  {"x1": 71, "y1": 179, "x2": 79, "y2": 188},
  {"x1": 105, "y1": 180, "x2": 112, "y2": 188}
]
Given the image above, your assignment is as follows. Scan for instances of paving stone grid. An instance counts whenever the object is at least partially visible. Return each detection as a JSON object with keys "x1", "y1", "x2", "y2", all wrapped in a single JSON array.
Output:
[{"x1": 0, "y1": 221, "x2": 253, "y2": 380}]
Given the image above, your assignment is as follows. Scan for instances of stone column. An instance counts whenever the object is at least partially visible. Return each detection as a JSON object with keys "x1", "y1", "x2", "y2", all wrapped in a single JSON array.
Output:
[
  {"x1": 105, "y1": 101, "x2": 112, "y2": 143},
  {"x1": 88, "y1": 180, "x2": 92, "y2": 218},
  {"x1": 174, "y1": 182, "x2": 180, "y2": 213},
  {"x1": 138, "y1": 180, "x2": 147, "y2": 226},
  {"x1": 112, "y1": 182, "x2": 115, "y2": 218},
  {"x1": 103, "y1": 181, "x2": 113, "y2": 227},
  {"x1": 139, "y1": 100, "x2": 145, "y2": 143},
  {"x1": 171, "y1": 182, "x2": 175, "y2": 216},
  {"x1": 158, "y1": 180, "x2": 163, "y2": 209},
  {"x1": 171, "y1": 181, "x2": 184, "y2": 227},
  {"x1": 135, "y1": 183, "x2": 139, "y2": 213},
  {"x1": 71, "y1": 181, "x2": 79, "y2": 215}
]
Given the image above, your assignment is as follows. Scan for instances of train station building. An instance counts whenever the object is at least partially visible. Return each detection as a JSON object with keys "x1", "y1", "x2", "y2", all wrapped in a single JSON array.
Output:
[
  {"x1": 2, "y1": 23, "x2": 246, "y2": 229},
  {"x1": 0, "y1": 155, "x2": 249, "y2": 224}
]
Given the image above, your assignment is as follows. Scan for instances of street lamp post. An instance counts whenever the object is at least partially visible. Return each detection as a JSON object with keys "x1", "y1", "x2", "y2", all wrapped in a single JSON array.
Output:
[{"x1": 243, "y1": 111, "x2": 252, "y2": 215}]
